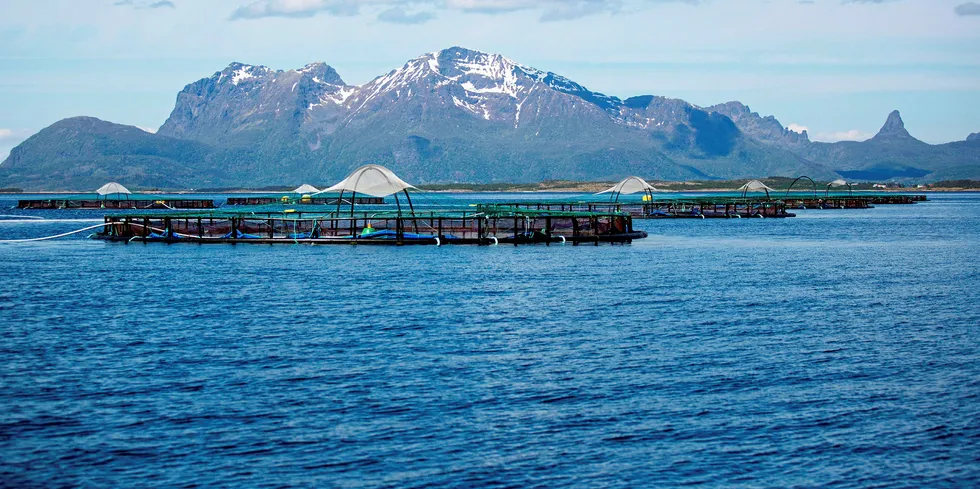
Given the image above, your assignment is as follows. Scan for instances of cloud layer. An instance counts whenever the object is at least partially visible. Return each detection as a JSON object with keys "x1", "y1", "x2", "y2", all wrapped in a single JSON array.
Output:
[
  {"x1": 114, "y1": 0, "x2": 176, "y2": 8},
  {"x1": 788, "y1": 124, "x2": 874, "y2": 142},
  {"x1": 228, "y1": 0, "x2": 702, "y2": 23},
  {"x1": 0, "y1": 129, "x2": 32, "y2": 144},
  {"x1": 954, "y1": 2, "x2": 980, "y2": 15}
]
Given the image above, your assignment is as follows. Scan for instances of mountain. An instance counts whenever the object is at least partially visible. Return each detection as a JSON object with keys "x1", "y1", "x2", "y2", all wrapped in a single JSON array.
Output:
[
  {"x1": 968, "y1": 133, "x2": 979, "y2": 142},
  {"x1": 1, "y1": 46, "x2": 976, "y2": 190},
  {"x1": 807, "y1": 111, "x2": 979, "y2": 181},
  {"x1": 152, "y1": 47, "x2": 825, "y2": 185},
  {"x1": 0, "y1": 117, "x2": 223, "y2": 190},
  {"x1": 712, "y1": 105, "x2": 980, "y2": 181},
  {"x1": 706, "y1": 101, "x2": 810, "y2": 152}
]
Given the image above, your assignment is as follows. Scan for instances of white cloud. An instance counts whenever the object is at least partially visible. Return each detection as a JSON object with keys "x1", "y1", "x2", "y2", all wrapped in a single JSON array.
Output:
[
  {"x1": 0, "y1": 128, "x2": 32, "y2": 144},
  {"x1": 810, "y1": 129, "x2": 874, "y2": 142},
  {"x1": 377, "y1": 7, "x2": 436, "y2": 24},
  {"x1": 137, "y1": 126, "x2": 158, "y2": 134},
  {"x1": 230, "y1": 0, "x2": 362, "y2": 19},
  {"x1": 114, "y1": 0, "x2": 176, "y2": 9},
  {"x1": 229, "y1": 0, "x2": 696, "y2": 21},
  {"x1": 954, "y1": 2, "x2": 980, "y2": 15},
  {"x1": 787, "y1": 124, "x2": 874, "y2": 142}
]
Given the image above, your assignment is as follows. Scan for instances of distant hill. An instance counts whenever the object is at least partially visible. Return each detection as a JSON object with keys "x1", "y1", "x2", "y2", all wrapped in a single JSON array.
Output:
[
  {"x1": 1, "y1": 47, "x2": 976, "y2": 190},
  {"x1": 708, "y1": 104, "x2": 980, "y2": 181},
  {"x1": 0, "y1": 117, "x2": 220, "y2": 191}
]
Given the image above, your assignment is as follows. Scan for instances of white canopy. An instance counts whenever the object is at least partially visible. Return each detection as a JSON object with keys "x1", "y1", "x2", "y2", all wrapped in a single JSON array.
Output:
[
  {"x1": 596, "y1": 176, "x2": 656, "y2": 195},
  {"x1": 737, "y1": 180, "x2": 774, "y2": 194},
  {"x1": 95, "y1": 182, "x2": 131, "y2": 195},
  {"x1": 828, "y1": 179, "x2": 849, "y2": 187},
  {"x1": 292, "y1": 184, "x2": 320, "y2": 194},
  {"x1": 321, "y1": 164, "x2": 417, "y2": 198}
]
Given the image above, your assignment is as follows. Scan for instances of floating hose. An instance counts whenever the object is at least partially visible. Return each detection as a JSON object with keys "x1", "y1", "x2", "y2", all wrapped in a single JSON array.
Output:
[
  {"x1": 0, "y1": 223, "x2": 112, "y2": 243},
  {"x1": 0, "y1": 215, "x2": 45, "y2": 220}
]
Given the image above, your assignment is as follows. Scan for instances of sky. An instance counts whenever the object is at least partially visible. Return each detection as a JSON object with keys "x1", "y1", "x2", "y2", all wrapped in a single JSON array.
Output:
[{"x1": 1, "y1": 0, "x2": 979, "y2": 160}]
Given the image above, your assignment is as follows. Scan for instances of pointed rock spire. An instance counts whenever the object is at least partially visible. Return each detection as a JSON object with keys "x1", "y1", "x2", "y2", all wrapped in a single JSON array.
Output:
[{"x1": 873, "y1": 110, "x2": 914, "y2": 141}]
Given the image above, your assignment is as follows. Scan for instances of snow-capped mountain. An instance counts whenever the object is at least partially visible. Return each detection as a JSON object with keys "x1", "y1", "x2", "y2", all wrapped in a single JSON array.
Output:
[
  {"x1": 334, "y1": 47, "x2": 622, "y2": 127},
  {"x1": 13, "y1": 46, "x2": 975, "y2": 189},
  {"x1": 160, "y1": 46, "x2": 703, "y2": 146},
  {"x1": 158, "y1": 61, "x2": 352, "y2": 145}
]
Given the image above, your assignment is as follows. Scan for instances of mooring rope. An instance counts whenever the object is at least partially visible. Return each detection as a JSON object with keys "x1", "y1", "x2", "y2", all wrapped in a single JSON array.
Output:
[
  {"x1": 0, "y1": 215, "x2": 45, "y2": 220},
  {"x1": 0, "y1": 223, "x2": 112, "y2": 243}
]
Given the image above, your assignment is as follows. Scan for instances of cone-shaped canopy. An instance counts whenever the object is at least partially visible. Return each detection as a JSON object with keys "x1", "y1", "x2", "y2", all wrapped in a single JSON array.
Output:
[
  {"x1": 737, "y1": 180, "x2": 774, "y2": 194},
  {"x1": 829, "y1": 179, "x2": 849, "y2": 187},
  {"x1": 95, "y1": 182, "x2": 131, "y2": 195},
  {"x1": 292, "y1": 184, "x2": 320, "y2": 194},
  {"x1": 596, "y1": 176, "x2": 656, "y2": 195},
  {"x1": 321, "y1": 165, "x2": 416, "y2": 198}
]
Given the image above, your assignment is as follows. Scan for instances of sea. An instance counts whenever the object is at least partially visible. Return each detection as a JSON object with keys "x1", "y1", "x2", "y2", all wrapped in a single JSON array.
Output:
[{"x1": 1, "y1": 192, "x2": 978, "y2": 488}]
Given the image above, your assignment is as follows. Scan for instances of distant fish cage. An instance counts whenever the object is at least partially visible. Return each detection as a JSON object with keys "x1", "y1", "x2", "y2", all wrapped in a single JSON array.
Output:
[
  {"x1": 225, "y1": 196, "x2": 385, "y2": 206},
  {"x1": 93, "y1": 208, "x2": 647, "y2": 246},
  {"x1": 781, "y1": 193, "x2": 927, "y2": 209},
  {"x1": 17, "y1": 197, "x2": 216, "y2": 210},
  {"x1": 480, "y1": 198, "x2": 796, "y2": 219}
]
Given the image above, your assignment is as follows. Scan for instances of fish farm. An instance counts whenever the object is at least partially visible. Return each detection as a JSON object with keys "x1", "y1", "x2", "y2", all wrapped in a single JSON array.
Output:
[
  {"x1": 480, "y1": 199, "x2": 797, "y2": 219},
  {"x1": 93, "y1": 208, "x2": 646, "y2": 246},
  {"x1": 3, "y1": 170, "x2": 934, "y2": 247},
  {"x1": 17, "y1": 195, "x2": 216, "y2": 210},
  {"x1": 225, "y1": 196, "x2": 385, "y2": 206},
  {"x1": 484, "y1": 193, "x2": 927, "y2": 219}
]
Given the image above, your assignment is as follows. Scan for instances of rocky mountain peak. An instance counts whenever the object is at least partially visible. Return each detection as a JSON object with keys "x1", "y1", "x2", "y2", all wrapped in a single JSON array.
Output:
[
  {"x1": 706, "y1": 101, "x2": 810, "y2": 149},
  {"x1": 217, "y1": 62, "x2": 273, "y2": 86},
  {"x1": 431, "y1": 47, "x2": 538, "y2": 82},
  {"x1": 297, "y1": 62, "x2": 345, "y2": 86},
  {"x1": 712, "y1": 101, "x2": 753, "y2": 116},
  {"x1": 367, "y1": 47, "x2": 620, "y2": 112},
  {"x1": 873, "y1": 110, "x2": 914, "y2": 141},
  {"x1": 967, "y1": 132, "x2": 979, "y2": 142}
]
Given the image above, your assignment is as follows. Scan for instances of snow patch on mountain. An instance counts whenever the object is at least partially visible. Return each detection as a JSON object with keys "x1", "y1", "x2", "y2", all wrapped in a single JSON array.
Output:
[{"x1": 231, "y1": 65, "x2": 260, "y2": 85}]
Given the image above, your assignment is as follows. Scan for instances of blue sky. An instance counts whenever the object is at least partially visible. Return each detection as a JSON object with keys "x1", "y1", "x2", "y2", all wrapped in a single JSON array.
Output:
[{"x1": 1, "y1": 0, "x2": 979, "y2": 160}]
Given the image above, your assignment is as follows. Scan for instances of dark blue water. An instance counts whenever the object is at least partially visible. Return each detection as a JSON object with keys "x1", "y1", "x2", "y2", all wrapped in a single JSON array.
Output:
[{"x1": 1, "y1": 194, "x2": 978, "y2": 488}]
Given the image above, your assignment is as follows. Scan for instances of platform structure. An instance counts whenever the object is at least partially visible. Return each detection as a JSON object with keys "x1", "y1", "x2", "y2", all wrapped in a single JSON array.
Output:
[
  {"x1": 16, "y1": 181, "x2": 217, "y2": 210},
  {"x1": 225, "y1": 195, "x2": 384, "y2": 206},
  {"x1": 92, "y1": 166, "x2": 646, "y2": 246},
  {"x1": 17, "y1": 195, "x2": 217, "y2": 210},
  {"x1": 479, "y1": 197, "x2": 796, "y2": 219},
  {"x1": 778, "y1": 193, "x2": 926, "y2": 209},
  {"x1": 93, "y1": 207, "x2": 646, "y2": 246},
  {"x1": 779, "y1": 176, "x2": 927, "y2": 209}
]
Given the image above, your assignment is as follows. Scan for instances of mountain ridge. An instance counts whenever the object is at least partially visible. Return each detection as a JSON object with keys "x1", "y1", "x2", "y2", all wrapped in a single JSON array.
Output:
[{"x1": 1, "y1": 46, "x2": 977, "y2": 190}]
